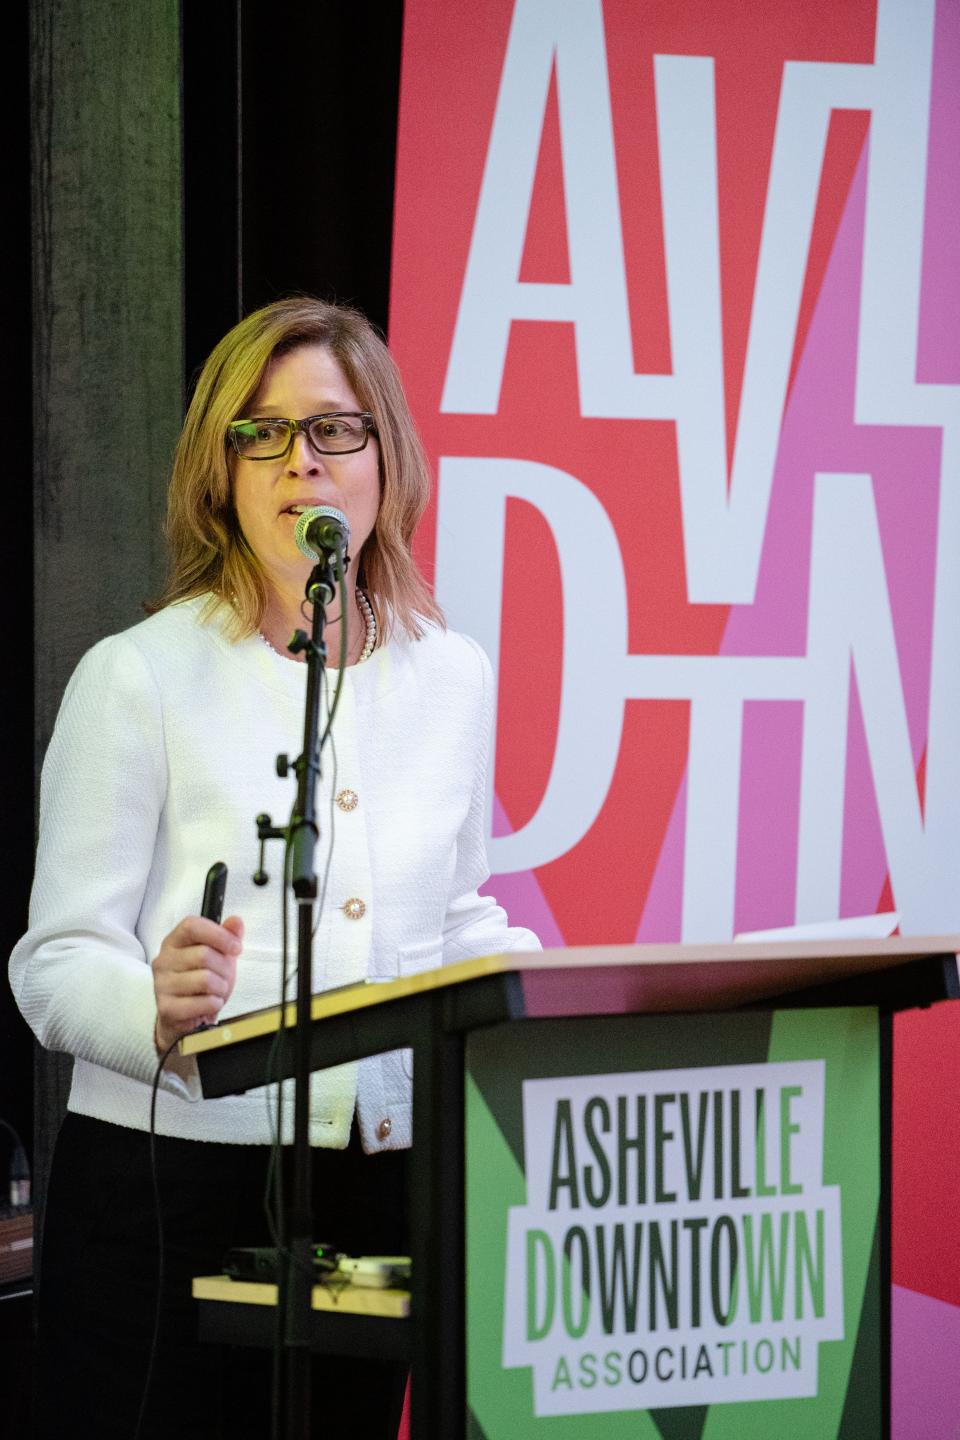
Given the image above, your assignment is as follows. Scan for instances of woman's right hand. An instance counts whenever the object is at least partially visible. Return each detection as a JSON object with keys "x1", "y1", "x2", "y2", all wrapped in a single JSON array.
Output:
[{"x1": 151, "y1": 914, "x2": 244, "y2": 1055}]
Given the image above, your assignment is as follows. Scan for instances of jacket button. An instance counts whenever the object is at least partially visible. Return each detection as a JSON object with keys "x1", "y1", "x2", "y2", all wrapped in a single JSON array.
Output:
[
  {"x1": 336, "y1": 789, "x2": 358, "y2": 812},
  {"x1": 377, "y1": 1118, "x2": 392, "y2": 1140},
  {"x1": 342, "y1": 897, "x2": 366, "y2": 920}
]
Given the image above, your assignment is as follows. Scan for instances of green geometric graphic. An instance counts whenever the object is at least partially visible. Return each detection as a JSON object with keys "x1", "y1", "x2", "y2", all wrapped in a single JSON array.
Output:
[{"x1": 466, "y1": 1008, "x2": 880, "y2": 1440}]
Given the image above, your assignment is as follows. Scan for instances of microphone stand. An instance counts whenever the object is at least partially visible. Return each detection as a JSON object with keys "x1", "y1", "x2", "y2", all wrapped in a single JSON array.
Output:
[{"x1": 275, "y1": 544, "x2": 342, "y2": 1439}]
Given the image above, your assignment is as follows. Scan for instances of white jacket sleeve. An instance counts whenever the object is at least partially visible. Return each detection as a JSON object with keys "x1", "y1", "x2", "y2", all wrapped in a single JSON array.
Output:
[
  {"x1": 440, "y1": 637, "x2": 541, "y2": 963},
  {"x1": 9, "y1": 633, "x2": 185, "y2": 1092}
]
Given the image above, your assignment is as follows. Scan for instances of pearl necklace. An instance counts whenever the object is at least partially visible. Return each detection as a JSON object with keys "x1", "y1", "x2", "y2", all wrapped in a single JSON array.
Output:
[
  {"x1": 355, "y1": 588, "x2": 377, "y2": 663},
  {"x1": 259, "y1": 588, "x2": 377, "y2": 665}
]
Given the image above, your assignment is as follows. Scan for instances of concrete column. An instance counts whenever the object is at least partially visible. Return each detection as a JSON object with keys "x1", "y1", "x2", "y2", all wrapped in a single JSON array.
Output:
[{"x1": 30, "y1": 0, "x2": 183, "y2": 1221}]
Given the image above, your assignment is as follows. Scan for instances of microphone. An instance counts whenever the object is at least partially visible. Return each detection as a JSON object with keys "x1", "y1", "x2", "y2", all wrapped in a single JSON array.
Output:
[{"x1": 294, "y1": 505, "x2": 351, "y2": 562}]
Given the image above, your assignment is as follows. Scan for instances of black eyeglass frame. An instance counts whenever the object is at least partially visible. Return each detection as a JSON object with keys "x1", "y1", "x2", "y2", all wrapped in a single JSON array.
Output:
[{"x1": 226, "y1": 411, "x2": 378, "y2": 460}]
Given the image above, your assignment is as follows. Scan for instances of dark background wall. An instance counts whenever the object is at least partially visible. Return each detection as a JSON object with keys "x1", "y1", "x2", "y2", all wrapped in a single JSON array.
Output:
[
  {"x1": 2, "y1": 0, "x2": 404, "y2": 1400},
  {"x1": 183, "y1": 0, "x2": 403, "y2": 385},
  {"x1": 29, "y1": 0, "x2": 185, "y2": 1209},
  {"x1": 0, "y1": 0, "x2": 36, "y2": 1237}
]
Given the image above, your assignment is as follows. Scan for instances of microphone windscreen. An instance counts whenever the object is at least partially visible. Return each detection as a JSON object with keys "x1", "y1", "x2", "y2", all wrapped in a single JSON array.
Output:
[{"x1": 294, "y1": 505, "x2": 351, "y2": 561}]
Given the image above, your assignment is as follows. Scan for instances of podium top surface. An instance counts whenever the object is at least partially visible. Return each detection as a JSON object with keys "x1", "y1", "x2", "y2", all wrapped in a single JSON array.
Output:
[{"x1": 181, "y1": 934, "x2": 960, "y2": 1060}]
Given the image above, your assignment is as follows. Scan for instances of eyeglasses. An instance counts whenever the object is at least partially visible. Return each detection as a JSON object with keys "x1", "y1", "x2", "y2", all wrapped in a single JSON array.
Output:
[{"x1": 227, "y1": 411, "x2": 377, "y2": 460}]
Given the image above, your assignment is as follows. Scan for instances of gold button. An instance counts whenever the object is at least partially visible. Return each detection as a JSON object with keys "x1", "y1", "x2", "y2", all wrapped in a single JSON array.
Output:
[
  {"x1": 378, "y1": 1118, "x2": 392, "y2": 1140},
  {"x1": 336, "y1": 789, "x2": 358, "y2": 812},
  {"x1": 342, "y1": 897, "x2": 366, "y2": 920}
]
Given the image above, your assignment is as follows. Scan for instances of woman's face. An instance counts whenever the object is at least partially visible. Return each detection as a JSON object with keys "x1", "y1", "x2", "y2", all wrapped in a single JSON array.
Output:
[{"x1": 231, "y1": 343, "x2": 381, "y2": 593}]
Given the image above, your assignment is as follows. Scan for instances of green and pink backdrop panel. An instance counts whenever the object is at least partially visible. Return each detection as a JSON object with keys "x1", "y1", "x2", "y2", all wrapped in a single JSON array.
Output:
[{"x1": 388, "y1": 0, "x2": 960, "y2": 1434}]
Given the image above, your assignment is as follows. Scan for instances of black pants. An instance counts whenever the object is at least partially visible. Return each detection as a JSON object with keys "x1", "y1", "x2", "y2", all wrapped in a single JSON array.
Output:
[{"x1": 37, "y1": 1113, "x2": 409, "y2": 1440}]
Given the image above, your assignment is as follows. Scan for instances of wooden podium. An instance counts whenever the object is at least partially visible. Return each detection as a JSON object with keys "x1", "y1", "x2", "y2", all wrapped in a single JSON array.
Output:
[{"x1": 181, "y1": 936, "x2": 959, "y2": 1439}]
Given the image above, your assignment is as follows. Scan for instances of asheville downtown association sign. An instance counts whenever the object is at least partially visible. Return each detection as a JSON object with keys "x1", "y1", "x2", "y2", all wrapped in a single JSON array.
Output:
[
  {"x1": 466, "y1": 1011, "x2": 881, "y2": 1436},
  {"x1": 506, "y1": 1061, "x2": 843, "y2": 1412}
]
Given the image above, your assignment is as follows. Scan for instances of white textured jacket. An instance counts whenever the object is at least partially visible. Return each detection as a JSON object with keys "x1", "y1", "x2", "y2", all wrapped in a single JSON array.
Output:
[{"x1": 10, "y1": 597, "x2": 539, "y2": 1150}]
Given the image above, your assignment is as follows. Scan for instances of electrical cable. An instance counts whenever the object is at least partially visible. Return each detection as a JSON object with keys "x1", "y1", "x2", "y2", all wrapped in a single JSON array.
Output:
[
  {"x1": 317, "y1": 549, "x2": 348, "y2": 751},
  {"x1": 313, "y1": 719, "x2": 338, "y2": 942},
  {"x1": 267, "y1": 832, "x2": 294, "y2": 1440},
  {"x1": 132, "y1": 1031, "x2": 182, "y2": 1440}
]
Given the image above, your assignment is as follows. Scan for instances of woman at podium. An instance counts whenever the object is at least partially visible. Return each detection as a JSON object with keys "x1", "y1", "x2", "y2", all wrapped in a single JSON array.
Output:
[{"x1": 10, "y1": 297, "x2": 539, "y2": 1439}]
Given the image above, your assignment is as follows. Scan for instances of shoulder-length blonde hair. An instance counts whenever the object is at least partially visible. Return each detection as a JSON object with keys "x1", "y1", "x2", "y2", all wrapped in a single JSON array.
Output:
[{"x1": 152, "y1": 296, "x2": 444, "y2": 640}]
